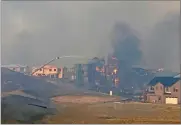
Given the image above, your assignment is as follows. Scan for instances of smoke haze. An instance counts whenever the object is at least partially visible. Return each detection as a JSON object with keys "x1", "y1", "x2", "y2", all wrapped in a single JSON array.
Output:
[
  {"x1": 1, "y1": 1, "x2": 180, "y2": 71},
  {"x1": 143, "y1": 12, "x2": 180, "y2": 72}
]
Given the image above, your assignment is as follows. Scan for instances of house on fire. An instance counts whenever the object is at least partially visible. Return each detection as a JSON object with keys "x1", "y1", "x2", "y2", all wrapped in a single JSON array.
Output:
[{"x1": 145, "y1": 74, "x2": 180, "y2": 104}]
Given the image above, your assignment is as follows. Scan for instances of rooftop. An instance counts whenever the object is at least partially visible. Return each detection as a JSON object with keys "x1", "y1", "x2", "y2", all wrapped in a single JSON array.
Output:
[{"x1": 148, "y1": 77, "x2": 180, "y2": 87}]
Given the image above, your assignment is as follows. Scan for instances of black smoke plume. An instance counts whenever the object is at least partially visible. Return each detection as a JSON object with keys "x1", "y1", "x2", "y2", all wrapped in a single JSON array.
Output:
[
  {"x1": 110, "y1": 22, "x2": 143, "y2": 89},
  {"x1": 111, "y1": 22, "x2": 142, "y2": 66}
]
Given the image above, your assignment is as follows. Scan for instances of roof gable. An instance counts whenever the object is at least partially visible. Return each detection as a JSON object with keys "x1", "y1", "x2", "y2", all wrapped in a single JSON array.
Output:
[{"x1": 148, "y1": 77, "x2": 180, "y2": 87}]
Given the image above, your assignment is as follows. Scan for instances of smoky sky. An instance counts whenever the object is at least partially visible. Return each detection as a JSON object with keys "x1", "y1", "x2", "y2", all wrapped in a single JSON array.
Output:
[
  {"x1": 143, "y1": 12, "x2": 180, "y2": 72},
  {"x1": 1, "y1": 1, "x2": 180, "y2": 70}
]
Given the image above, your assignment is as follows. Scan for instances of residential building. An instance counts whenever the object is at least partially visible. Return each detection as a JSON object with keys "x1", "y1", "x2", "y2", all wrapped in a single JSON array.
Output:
[
  {"x1": 145, "y1": 76, "x2": 180, "y2": 104},
  {"x1": 1, "y1": 64, "x2": 30, "y2": 74},
  {"x1": 63, "y1": 67, "x2": 76, "y2": 80},
  {"x1": 32, "y1": 65, "x2": 63, "y2": 78}
]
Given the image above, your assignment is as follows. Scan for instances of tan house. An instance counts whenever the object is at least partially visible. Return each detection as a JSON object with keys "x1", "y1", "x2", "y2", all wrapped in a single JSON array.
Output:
[
  {"x1": 32, "y1": 65, "x2": 63, "y2": 78},
  {"x1": 145, "y1": 76, "x2": 180, "y2": 104}
]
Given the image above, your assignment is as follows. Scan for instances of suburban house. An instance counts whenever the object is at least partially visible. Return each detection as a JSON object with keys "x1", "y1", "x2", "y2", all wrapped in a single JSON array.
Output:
[
  {"x1": 1, "y1": 64, "x2": 30, "y2": 75},
  {"x1": 32, "y1": 65, "x2": 63, "y2": 78},
  {"x1": 145, "y1": 75, "x2": 180, "y2": 104}
]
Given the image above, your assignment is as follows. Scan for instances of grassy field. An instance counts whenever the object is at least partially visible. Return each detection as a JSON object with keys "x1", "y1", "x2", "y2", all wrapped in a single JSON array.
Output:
[{"x1": 42, "y1": 96, "x2": 181, "y2": 124}]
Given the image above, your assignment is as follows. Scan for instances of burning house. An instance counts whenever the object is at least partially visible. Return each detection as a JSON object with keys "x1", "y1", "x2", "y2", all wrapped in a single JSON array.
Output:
[
  {"x1": 32, "y1": 65, "x2": 63, "y2": 79},
  {"x1": 105, "y1": 22, "x2": 156, "y2": 92},
  {"x1": 106, "y1": 55, "x2": 120, "y2": 87},
  {"x1": 87, "y1": 57, "x2": 105, "y2": 87}
]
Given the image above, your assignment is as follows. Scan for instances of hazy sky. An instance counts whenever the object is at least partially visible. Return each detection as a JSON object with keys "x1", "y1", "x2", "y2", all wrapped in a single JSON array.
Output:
[{"x1": 1, "y1": 1, "x2": 180, "y2": 71}]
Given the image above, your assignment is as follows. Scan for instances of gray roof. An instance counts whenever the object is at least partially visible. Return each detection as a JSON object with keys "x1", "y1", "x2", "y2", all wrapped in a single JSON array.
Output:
[{"x1": 148, "y1": 77, "x2": 180, "y2": 87}]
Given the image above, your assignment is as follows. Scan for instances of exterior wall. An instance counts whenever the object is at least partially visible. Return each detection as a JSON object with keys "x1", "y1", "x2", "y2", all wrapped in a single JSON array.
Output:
[
  {"x1": 146, "y1": 83, "x2": 165, "y2": 103},
  {"x1": 169, "y1": 80, "x2": 180, "y2": 103},
  {"x1": 147, "y1": 94, "x2": 159, "y2": 103},
  {"x1": 154, "y1": 82, "x2": 164, "y2": 95},
  {"x1": 63, "y1": 72, "x2": 74, "y2": 79},
  {"x1": 154, "y1": 83, "x2": 165, "y2": 103},
  {"x1": 146, "y1": 80, "x2": 180, "y2": 104},
  {"x1": 63, "y1": 67, "x2": 75, "y2": 79}
]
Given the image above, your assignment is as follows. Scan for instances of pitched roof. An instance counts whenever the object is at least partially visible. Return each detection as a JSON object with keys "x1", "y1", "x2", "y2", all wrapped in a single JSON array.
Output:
[{"x1": 148, "y1": 77, "x2": 180, "y2": 87}]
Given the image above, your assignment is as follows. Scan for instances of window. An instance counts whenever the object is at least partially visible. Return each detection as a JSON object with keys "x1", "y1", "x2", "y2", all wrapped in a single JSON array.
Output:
[
  {"x1": 165, "y1": 87, "x2": 171, "y2": 93},
  {"x1": 156, "y1": 86, "x2": 158, "y2": 90},
  {"x1": 49, "y1": 69, "x2": 52, "y2": 71},
  {"x1": 54, "y1": 69, "x2": 56, "y2": 71},
  {"x1": 158, "y1": 96, "x2": 161, "y2": 101},
  {"x1": 150, "y1": 86, "x2": 154, "y2": 90},
  {"x1": 174, "y1": 88, "x2": 178, "y2": 92},
  {"x1": 160, "y1": 86, "x2": 162, "y2": 90},
  {"x1": 165, "y1": 87, "x2": 169, "y2": 91},
  {"x1": 40, "y1": 68, "x2": 42, "y2": 71},
  {"x1": 175, "y1": 89, "x2": 178, "y2": 92}
]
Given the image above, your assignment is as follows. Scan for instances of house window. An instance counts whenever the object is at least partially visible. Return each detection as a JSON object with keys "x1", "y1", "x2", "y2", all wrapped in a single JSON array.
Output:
[
  {"x1": 158, "y1": 96, "x2": 161, "y2": 101},
  {"x1": 54, "y1": 69, "x2": 56, "y2": 71},
  {"x1": 156, "y1": 86, "x2": 158, "y2": 90},
  {"x1": 165, "y1": 87, "x2": 172, "y2": 93},
  {"x1": 165, "y1": 87, "x2": 169, "y2": 91},
  {"x1": 150, "y1": 86, "x2": 154, "y2": 90},
  {"x1": 40, "y1": 68, "x2": 42, "y2": 71},
  {"x1": 174, "y1": 88, "x2": 178, "y2": 92},
  {"x1": 49, "y1": 69, "x2": 52, "y2": 71},
  {"x1": 160, "y1": 86, "x2": 162, "y2": 90}
]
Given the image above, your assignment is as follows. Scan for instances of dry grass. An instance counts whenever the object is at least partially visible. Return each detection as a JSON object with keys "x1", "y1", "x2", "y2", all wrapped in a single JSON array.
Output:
[
  {"x1": 52, "y1": 95, "x2": 119, "y2": 104},
  {"x1": 42, "y1": 95, "x2": 181, "y2": 124}
]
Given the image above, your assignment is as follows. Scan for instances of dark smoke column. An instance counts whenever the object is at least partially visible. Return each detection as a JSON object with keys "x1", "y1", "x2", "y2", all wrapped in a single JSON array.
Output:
[{"x1": 111, "y1": 22, "x2": 143, "y2": 88}]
